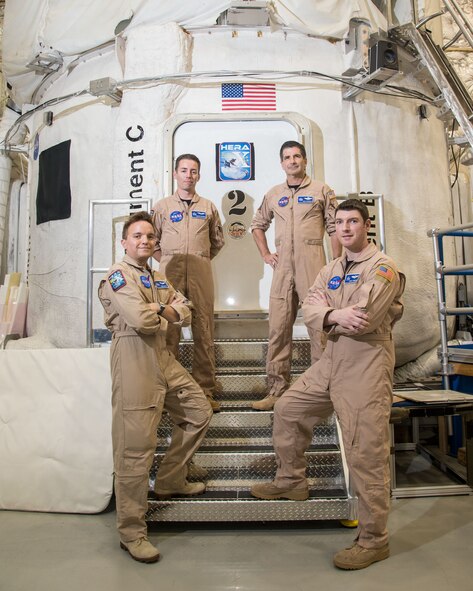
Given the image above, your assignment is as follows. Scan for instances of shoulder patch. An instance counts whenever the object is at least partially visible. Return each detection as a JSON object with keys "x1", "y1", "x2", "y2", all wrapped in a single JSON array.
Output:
[
  {"x1": 375, "y1": 264, "x2": 395, "y2": 284},
  {"x1": 108, "y1": 270, "x2": 126, "y2": 291}
]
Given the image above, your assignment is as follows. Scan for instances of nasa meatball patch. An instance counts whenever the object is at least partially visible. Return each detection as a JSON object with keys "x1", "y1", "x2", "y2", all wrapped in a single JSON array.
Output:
[
  {"x1": 108, "y1": 270, "x2": 126, "y2": 291},
  {"x1": 170, "y1": 210, "x2": 183, "y2": 223},
  {"x1": 328, "y1": 275, "x2": 342, "y2": 290},
  {"x1": 140, "y1": 275, "x2": 151, "y2": 288}
]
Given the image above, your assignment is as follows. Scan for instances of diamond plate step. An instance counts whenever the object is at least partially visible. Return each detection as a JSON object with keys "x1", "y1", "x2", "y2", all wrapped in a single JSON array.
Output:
[
  {"x1": 145, "y1": 337, "x2": 353, "y2": 523},
  {"x1": 157, "y1": 411, "x2": 337, "y2": 449},
  {"x1": 179, "y1": 338, "x2": 311, "y2": 373},
  {"x1": 150, "y1": 450, "x2": 344, "y2": 488},
  {"x1": 146, "y1": 496, "x2": 353, "y2": 522}
]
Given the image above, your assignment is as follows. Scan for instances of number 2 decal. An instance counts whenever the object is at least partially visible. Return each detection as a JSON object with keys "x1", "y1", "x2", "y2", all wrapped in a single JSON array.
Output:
[{"x1": 228, "y1": 190, "x2": 247, "y2": 216}]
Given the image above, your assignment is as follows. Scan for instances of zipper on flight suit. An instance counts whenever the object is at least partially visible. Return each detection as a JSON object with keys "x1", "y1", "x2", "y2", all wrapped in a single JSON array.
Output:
[
  {"x1": 336, "y1": 258, "x2": 368, "y2": 312},
  {"x1": 289, "y1": 177, "x2": 310, "y2": 275},
  {"x1": 181, "y1": 195, "x2": 190, "y2": 293}
]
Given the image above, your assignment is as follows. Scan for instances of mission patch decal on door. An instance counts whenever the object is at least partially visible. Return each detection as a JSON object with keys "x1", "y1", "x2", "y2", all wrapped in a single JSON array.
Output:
[{"x1": 216, "y1": 142, "x2": 255, "y2": 181}]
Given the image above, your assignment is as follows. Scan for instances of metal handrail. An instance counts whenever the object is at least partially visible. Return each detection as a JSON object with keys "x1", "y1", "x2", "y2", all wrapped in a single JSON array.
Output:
[
  {"x1": 428, "y1": 220, "x2": 473, "y2": 237},
  {"x1": 428, "y1": 222, "x2": 473, "y2": 388}
]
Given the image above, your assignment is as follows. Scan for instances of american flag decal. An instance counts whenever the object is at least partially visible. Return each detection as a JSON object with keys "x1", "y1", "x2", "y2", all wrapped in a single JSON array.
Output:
[
  {"x1": 375, "y1": 264, "x2": 395, "y2": 283},
  {"x1": 221, "y1": 83, "x2": 276, "y2": 111}
]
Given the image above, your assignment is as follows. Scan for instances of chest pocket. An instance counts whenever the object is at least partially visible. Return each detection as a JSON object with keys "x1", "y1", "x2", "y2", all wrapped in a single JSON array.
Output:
[
  {"x1": 346, "y1": 280, "x2": 373, "y2": 309},
  {"x1": 299, "y1": 198, "x2": 323, "y2": 218},
  {"x1": 163, "y1": 213, "x2": 182, "y2": 239}
]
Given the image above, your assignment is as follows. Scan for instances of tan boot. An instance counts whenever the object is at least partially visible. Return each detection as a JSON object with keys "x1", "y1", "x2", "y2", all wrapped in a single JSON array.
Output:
[
  {"x1": 252, "y1": 394, "x2": 278, "y2": 411},
  {"x1": 333, "y1": 542, "x2": 390, "y2": 570},
  {"x1": 120, "y1": 537, "x2": 160, "y2": 563},
  {"x1": 187, "y1": 460, "x2": 209, "y2": 480},
  {"x1": 155, "y1": 480, "x2": 206, "y2": 499},
  {"x1": 204, "y1": 389, "x2": 221, "y2": 412},
  {"x1": 207, "y1": 395, "x2": 221, "y2": 412},
  {"x1": 250, "y1": 481, "x2": 309, "y2": 501}
]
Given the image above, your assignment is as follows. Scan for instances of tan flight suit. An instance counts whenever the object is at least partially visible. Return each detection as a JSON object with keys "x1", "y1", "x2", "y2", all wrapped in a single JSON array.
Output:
[
  {"x1": 272, "y1": 243, "x2": 405, "y2": 548},
  {"x1": 98, "y1": 254, "x2": 212, "y2": 542},
  {"x1": 250, "y1": 176, "x2": 338, "y2": 397},
  {"x1": 152, "y1": 193, "x2": 224, "y2": 396}
]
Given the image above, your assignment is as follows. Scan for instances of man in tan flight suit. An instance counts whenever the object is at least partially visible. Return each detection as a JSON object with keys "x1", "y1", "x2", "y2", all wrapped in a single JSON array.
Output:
[
  {"x1": 152, "y1": 154, "x2": 224, "y2": 411},
  {"x1": 251, "y1": 140, "x2": 341, "y2": 410},
  {"x1": 251, "y1": 199, "x2": 405, "y2": 571},
  {"x1": 99, "y1": 211, "x2": 212, "y2": 564}
]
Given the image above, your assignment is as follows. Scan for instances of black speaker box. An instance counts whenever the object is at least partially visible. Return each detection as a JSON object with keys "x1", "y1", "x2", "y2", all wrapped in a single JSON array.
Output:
[{"x1": 369, "y1": 40, "x2": 398, "y2": 73}]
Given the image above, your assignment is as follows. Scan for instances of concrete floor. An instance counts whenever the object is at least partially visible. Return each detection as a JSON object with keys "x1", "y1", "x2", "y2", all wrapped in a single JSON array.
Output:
[{"x1": 1, "y1": 495, "x2": 473, "y2": 591}]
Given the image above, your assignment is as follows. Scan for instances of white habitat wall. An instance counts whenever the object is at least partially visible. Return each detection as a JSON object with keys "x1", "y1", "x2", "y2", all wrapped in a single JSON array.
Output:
[{"x1": 18, "y1": 50, "x2": 123, "y2": 348}]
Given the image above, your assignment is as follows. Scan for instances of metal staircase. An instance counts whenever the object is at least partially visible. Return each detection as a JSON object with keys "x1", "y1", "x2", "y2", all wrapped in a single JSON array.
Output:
[
  {"x1": 146, "y1": 336, "x2": 355, "y2": 522},
  {"x1": 390, "y1": 2, "x2": 473, "y2": 149}
]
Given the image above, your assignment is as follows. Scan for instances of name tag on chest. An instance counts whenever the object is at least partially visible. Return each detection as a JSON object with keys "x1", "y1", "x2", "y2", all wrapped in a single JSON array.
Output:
[
  {"x1": 192, "y1": 211, "x2": 207, "y2": 219},
  {"x1": 155, "y1": 280, "x2": 169, "y2": 289},
  {"x1": 345, "y1": 274, "x2": 360, "y2": 284},
  {"x1": 298, "y1": 196, "x2": 313, "y2": 204}
]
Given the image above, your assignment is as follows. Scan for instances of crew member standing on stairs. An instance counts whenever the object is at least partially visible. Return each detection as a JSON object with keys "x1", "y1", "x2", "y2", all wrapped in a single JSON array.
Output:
[
  {"x1": 99, "y1": 211, "x2": 212, "y2": 564},
  {"x1": 152, "y1": 154, "x2": 225, "y2": 412},
  {"x1": 251, "y1": 199, "x2": 405, "y2": 571},
  {"x1": 250, "y1": 140, "x2": 341, "y2": 411}
]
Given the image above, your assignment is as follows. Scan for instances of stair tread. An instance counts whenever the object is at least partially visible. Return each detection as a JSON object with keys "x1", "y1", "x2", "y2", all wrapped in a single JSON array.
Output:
[{"x1": 149, "y1": 488, "x2": 347, "y2": 502}]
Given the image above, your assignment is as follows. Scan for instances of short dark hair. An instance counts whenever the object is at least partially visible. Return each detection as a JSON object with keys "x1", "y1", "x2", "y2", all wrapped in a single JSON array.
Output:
[
  {"x1": 122, "y1": 211, "x2": 154, "y2": 239},
  {"x1": 280, "y1": 141, "x2": 306, "y2": 161},
  {"x1": 336, "y1": 199, "x2": 370, "y2": 222},
  {"x1": 175, "y1": 153, "x2": 201, "y2": 172}
]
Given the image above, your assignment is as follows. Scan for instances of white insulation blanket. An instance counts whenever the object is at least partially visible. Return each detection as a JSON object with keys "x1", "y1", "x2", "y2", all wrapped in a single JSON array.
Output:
[{"x1": 0, "y1": 348, "x2": 113, "y2": 513}]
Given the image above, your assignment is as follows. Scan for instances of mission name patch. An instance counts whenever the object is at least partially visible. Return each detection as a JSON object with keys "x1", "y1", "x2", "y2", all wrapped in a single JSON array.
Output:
[
  {"x1": 192, "y1": 211, "x2": 207, "y2": 219},
  {"x1": 155, "y1": 280, "x2": 169, "y2": 289},
  {"x1": 345, "y1": 273, "x2": 360, "y2": 284},
  {"x1": 108, "y1": 270, "x2": 126, "y2": 291}
]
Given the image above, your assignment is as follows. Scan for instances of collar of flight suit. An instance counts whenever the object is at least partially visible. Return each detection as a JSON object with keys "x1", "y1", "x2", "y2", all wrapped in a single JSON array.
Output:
[
  {"x1": 342, "y1": 242, "x2": 379, "y2": 267},
  {"x1": 171, "y1": 190, "x2": 202, "y2": 206},
  {"x1": 284, "y1": 175, "x2": 312, "y2": 191},
  {"x1": 122, "y1": 254, "x2": 152, "y2": 274}
]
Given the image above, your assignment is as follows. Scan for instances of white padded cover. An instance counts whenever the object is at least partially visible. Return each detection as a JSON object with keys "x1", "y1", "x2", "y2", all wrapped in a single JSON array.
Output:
[{"x1": 0, "y1": 348, "x2": 113, "y2": 513}]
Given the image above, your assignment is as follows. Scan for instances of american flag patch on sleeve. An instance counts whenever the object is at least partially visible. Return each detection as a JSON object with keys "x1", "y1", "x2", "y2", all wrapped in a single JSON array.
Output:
[{"x1": 375, "y1": 264, "x2": 395, "y2": 283}]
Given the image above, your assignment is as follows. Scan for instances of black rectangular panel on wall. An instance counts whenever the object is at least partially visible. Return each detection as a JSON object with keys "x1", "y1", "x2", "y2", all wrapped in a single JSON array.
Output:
[{"x1": 36, "y1": 139, "x2": 72, "y2": 224}]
